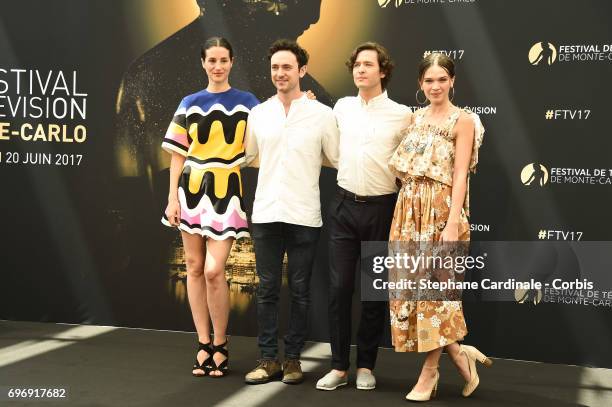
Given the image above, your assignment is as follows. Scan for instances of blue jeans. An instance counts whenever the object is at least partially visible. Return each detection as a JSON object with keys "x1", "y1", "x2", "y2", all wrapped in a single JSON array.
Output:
[{"x1": 252, "y1": 222, "x2": 321, "y2": 360}]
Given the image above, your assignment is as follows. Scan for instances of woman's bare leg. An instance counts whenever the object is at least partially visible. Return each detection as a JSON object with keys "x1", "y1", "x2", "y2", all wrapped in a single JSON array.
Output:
[
  {"x1": 445, "y1": 342, "x2": 471, "y2": 381},
  {"x1": 182, "y1": 231, "x2": 211, "y2": 375},
  {"x1": 411, "y1": 347, "x2": 443, "y2": 393},
  {"x1": 204, "y1": 238, "x2": 233, "y2": 376}
]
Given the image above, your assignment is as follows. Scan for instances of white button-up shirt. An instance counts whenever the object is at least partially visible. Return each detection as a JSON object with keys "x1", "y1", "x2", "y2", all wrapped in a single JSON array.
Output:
[
  {"x1": 334, "y1": 91, "x2": 411, "y2": 196},
  {"x1": 244, "y1": 94, "x2": 339, "y2": 227}
]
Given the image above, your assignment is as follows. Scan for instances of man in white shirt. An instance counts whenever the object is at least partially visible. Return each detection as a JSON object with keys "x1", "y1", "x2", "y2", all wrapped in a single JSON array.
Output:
[
  {"x1": 316, "y1": 42, "x2": 411, "y2": 391},
  {"x1": 243, "y1": 39, "x2": 339, "y2": 385}
]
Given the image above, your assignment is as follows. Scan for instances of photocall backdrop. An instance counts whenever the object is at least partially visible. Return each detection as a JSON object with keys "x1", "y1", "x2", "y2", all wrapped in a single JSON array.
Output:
[{"x1": 1, "y1": 0, "x2": 611, "y2": 368}]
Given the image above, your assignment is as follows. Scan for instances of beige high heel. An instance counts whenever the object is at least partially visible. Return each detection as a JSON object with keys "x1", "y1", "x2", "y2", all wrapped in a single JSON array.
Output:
[
  {"x1": 405, "y1": 365, "x2": 439, "y2": 402},
  {"x1": 460, "y1": 344, "x2": 493, "y2": 397}
]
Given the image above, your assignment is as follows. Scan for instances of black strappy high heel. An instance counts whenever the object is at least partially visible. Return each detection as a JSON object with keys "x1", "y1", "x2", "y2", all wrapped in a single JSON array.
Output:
[
  {"x1": 209, "y1": 341, "x2": 229, "y2": 378},
  {"x1": 192, "y1": 342, "x2": 213, "y2": 377}
]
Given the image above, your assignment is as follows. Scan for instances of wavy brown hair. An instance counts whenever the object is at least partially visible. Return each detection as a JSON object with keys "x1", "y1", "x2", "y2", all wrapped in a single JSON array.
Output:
[{"x1": 345, "y1": 42, "x2": 395, "y2": 90}]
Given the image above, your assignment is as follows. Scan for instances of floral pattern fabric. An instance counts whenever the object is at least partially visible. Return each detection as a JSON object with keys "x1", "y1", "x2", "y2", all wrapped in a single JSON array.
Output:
[
  {"x1": 388, "y1": 107, "x2": 484, "y2": 353},
  {"x1": 389, "y1": 106, "x2": 484, "y2": 217}
]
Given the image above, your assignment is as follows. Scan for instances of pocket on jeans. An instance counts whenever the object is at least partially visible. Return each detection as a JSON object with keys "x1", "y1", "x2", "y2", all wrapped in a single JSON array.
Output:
[
  {"x1": 293, "y1": 225, "x2": 321, "y2": 245},
  {"x1": 328, "y1": 194, "x2": 343, "y2": 217},
  {"x1": 251, "y1": 222, "x2": 276, "y2": 240}
]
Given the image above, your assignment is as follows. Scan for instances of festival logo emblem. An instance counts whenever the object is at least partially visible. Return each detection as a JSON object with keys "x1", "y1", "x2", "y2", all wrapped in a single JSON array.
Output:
[
  {"x1": 515, "y1": 287, "x2": 542, "y2": 305},
  {"x1": 378, "y1": 0, "x2": 403, "y2": 7},
  {"x1": 529, "y1": 42, "x2": 558, "y2": 66},
  {"x1": 521, "y1": 163, "x2": 549, "y2": 187}
]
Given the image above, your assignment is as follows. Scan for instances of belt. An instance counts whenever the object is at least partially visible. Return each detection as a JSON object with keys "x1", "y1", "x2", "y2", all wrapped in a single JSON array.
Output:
[{"x1": 337, "y1": 186, "x2": 396, "y2": 203}]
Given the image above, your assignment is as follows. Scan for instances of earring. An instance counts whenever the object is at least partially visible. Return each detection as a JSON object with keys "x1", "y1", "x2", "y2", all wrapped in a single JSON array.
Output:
[
  {"x1": 449, "y1": 87, "x2": 455, "y2": 102},
  {"x1": 415, "y1": 89, "x2": 428, "y2": 105}
]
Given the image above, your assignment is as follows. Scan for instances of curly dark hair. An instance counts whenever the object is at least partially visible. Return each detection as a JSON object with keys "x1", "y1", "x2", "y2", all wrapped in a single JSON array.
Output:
[
  {"x1": 268, "y1": 39, "x2": 309, "y2": 68},
  {"x1": 345, "y1": 42, "x2": 394, "y2": 90}
]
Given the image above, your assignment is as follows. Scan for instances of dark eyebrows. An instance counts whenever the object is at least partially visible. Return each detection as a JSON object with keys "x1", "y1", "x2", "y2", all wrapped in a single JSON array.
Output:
[{"x1": 423, "y1": 75, "x2": 449, "y2": 81}]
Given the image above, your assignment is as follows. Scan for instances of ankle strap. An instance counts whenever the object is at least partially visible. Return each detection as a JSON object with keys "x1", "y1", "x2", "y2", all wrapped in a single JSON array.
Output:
[
  {"x1": 198, "y1": 341, "x2": 213, "y2": 351},
  {"x1": 423, "y1": 365, "x2": 439, "y2": 370},
  {"x1": 213, "y1": 341, "x2": 228, "y2": 355}
]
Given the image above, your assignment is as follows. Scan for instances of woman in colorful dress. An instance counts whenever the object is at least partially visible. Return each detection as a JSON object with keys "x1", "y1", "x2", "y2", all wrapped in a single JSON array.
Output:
[
  {"x1": 388, "y1": 53, "x2": 490, "y2": 401},
  {"x1": 162, "y1": 37, "x2": 259, "y2": 378}
]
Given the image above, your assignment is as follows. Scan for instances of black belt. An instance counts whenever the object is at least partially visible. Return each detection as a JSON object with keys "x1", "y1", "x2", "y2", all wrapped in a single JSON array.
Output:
[{"x1": 337, "y1": 186, "x2": 396, "y2": 203}]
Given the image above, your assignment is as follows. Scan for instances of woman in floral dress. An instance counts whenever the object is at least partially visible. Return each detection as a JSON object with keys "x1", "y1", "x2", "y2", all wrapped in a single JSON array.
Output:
[{"x1": 388, "y1": 53, "x2": 491, "y2": 401}]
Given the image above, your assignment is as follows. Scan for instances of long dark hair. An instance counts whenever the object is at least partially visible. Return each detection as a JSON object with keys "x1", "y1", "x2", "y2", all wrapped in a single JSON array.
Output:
[
  {"x1": 418, "y1": 52, "x2": 455, "y2": 83},
  {"x1": 201, "y1": 36, "x2": 234, "y2": 60}
]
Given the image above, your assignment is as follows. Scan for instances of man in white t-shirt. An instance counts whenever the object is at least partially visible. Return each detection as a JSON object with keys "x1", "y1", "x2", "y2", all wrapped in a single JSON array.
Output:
[
  {"x1": 317, "y1": 42, "x2": 411, "y2": 392},
  {"x1": 243, "y1": 39, "x2": 339, "y2": 385}
]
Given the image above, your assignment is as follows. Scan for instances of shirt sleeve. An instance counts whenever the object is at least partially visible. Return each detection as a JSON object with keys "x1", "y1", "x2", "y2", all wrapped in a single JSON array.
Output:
[
  {"x1": 332, "y1": 98, "x2": 342, "y2": 117},
  {"x1": 394, "y1": 105, "x2": 413, "y2": 144},
  {"x1": 161, "y1": 97, "x2": 190, "y2": 156},
  {"x1": 321, "y1": 108, "x2": 340, "y2": 169}
]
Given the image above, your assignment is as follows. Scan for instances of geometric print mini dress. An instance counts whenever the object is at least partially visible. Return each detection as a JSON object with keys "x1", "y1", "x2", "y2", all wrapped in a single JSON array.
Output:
[{"x1": 161, "y1": 88, "x2": 259, "y2": 240}]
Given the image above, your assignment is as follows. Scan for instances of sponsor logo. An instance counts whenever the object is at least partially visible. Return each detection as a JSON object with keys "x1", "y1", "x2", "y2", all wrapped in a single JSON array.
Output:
[
  {"x1": 515, "y1": 287, "x2": 542, "y2": 305},
  {"x1": 529, "y1": 42, "x2": 557, "y2": 66},
  {"x1": 521, "y1": 163, "x2": 549, "y2": 187},
  {"x1": 408, "y1": 105, "x2": 497, "y2": 115},
  {"x1": 530, "y1": 41, "x2": 612, "y2": 65},
  {"x1": 522, "y1": 163, "x2": 612, "y2": 186}
]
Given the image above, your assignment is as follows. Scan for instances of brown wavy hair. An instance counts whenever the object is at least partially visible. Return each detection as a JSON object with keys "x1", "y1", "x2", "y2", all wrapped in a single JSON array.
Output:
[{"x1": 345, "y1": 42, "x2": 394, "y2": 90}]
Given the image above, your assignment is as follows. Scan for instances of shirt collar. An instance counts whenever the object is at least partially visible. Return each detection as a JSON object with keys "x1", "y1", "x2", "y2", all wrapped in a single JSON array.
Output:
[
  {"x1": 274, "y1": 92, "x2": 308, "y2": 106},
  {"x1": 358, "y1": 90, "x2": 388, "y2": 107}
]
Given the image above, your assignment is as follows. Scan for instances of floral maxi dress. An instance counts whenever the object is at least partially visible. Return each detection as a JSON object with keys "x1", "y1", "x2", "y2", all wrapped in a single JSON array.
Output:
[{"x1": 387, "y1": 106, "x2": 484, "y2": 352}]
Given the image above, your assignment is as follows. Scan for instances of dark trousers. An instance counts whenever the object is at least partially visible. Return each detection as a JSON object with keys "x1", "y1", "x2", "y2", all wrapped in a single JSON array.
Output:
[
  {"x1": 252, "y1": 222, "x2": 321, "y2": 360},
  {"x1": 328, "y1": 187, "x2": 397, "y2": 370}
]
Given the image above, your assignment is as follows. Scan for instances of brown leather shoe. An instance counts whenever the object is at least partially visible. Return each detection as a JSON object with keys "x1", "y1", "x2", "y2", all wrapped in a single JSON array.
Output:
[
  {"x1": 245, "y1": 359, "x2": 282, "y2": 384},
  {"x1": 282, "y1": 359, "x2": 303, "y2": 384}
]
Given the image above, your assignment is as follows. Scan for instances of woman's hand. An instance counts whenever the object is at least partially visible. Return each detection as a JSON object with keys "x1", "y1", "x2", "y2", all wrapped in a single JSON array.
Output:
[
  {"x1": 439, "y1": 221, "x2": 460, "y2": 243},
  {"x1": 304, "y1": 90, "x2": 316, "y2": 100},
  {"x1": 165, "y1": 198, "x2": 181, "y2": 227}
]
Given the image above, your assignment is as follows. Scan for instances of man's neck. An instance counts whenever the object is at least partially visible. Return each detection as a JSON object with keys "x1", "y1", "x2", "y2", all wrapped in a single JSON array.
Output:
[
  {"x1": 359, "y1": 86, "x2": 384, "y2": 104},
  {"x1": 277, "y1": 88, "x2": 303, "y2": 115}
]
